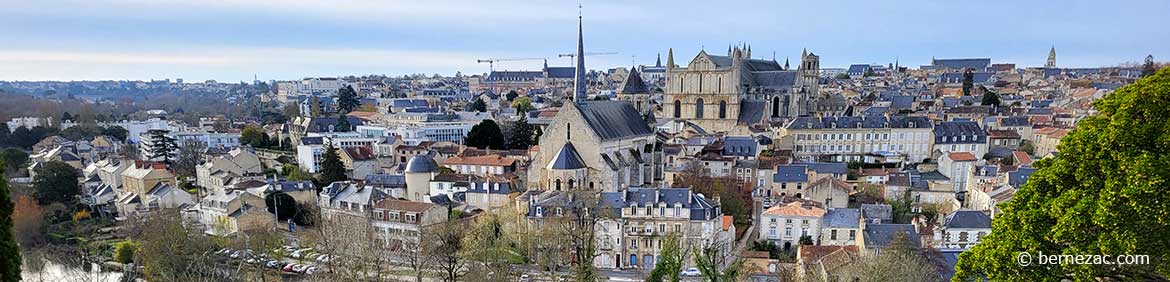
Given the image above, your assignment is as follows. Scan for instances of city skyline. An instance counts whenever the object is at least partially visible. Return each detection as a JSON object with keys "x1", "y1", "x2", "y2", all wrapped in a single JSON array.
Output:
[{"x1": 1, "y1": 0, "x2": 1167, "y2": 81}]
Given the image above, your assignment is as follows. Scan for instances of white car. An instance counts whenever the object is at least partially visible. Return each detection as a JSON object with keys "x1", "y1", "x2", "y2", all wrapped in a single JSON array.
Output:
[{"x1": 681, "y1": 267, "x2": 701, "y2": 276}]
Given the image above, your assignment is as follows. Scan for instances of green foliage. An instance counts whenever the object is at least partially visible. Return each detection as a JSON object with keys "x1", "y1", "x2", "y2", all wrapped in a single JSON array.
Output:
[
  {"x1": 4, "y1": 126, "x2": 58, "y2": 150},
  {"x1": 466, "y1": 119, "x2": 506, "y2": 150},
  {"x1": 316, "y1": 145, "x2": 347, "y2": 186},
  {"x1": 101, "y1": 126, "x2": 129, "y2": 142},
  {"x1": 113, "y1": 240, "x2": 140, "y2": 263},
  {"x1": 336, "y1": 85, "x2": 360, "y2": 113},
  {"x1": 508, "y1": 116, "x2": 534, "y2": 150},
  {"x1": 469, "y1": 97, "x2": 488, "y2": 112},
  {"x1": 0, "y1": 165, "x2": 21, "y2": 282},
  {"x1": 511, "y1": 96, "x2": 535, "y2": 113},
  {"x1": 240, "y1": 125, "x2": 268, "y2": 148},
  {"x1": 0, "y1": 148, "x2": 28, "y2": 175},
  {"x1": 264, "y1": 192, "x2": 298, "y2": 221},
  {"x1": 962, "y1": 68, "x2": 974, "y2": 96},
  {"x1": 282, "y1": 164, "x2": 314, "y2": 181},
  {"x1": 981, "y1": 90, "x2": 1001, "y2": 107},
  {"x1": 835, "y1": 73, "x2": 851, "y2": 79},
  {"x1": 799, "y1": 235, "x2": 813, "y2": 245},
  {"x1": 1019, "y1": 140, "x2": 1036, "y2": 156},
  {"x1": 505, "y1": 90, "x2": 519, "y2": 101},
  {"x1": 954, "y1": 67, "x2": 1170, "y2": 281},
  {"x1": 749, "y1": 240, "x2": 782, "y2": 259},
  {"x1": 334, "y1": 115, "x2": 352, "y2": 132},
  {"x1": 648, "y1": 234, "x2": 686, "y2": 282},
  {"x1": 309, "y1": 96, "x2": 322, "y2": 117},
  {"x1": 32, "y1": 161, "x2": 80, "y2": 204}
]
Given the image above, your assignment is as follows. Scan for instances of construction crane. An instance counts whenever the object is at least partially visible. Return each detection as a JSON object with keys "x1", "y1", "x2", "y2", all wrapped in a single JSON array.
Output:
[
  {"x1": 475, "y1": 57, "x2": 545, "y2": 94},
  {"x1": 476, "y1": 57, "x2": 546, "y2": 73},
  {"x1": 557, "y1": 51, "x2": 617, "y2": 58}
]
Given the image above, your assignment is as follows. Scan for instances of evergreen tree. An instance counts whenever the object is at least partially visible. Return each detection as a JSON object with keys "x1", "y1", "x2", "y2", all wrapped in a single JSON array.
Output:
[
  {"x1": 31, "y1": 161, "x2": 79, "y2": 204},
  {"x1": 962, "y1": 68, "x2": 975, "y2": 96},
  {"x1": 981, "y1": 90, "x2": 1001, "y2": 107},
  {"x1": 469, "y1": 97, "x2": 488, "y2": 112},
  {"x1": 101, "y1": 126, "x2": 129, "y2": 142},
  {"x1": 309, "y1": 96, "x2": 323, "y2": 117},
  {"x1": 532, "y1": 126, "x2": 543, "y2": 145},
  {"x1": 508, "y1": 116, "x2": 534, "y2": 150},
  {"x1": 0, "y1": 124, "x2": 8, "y2": 147},
  {"x1": 863, "y1": 67, "x2": 876, "y2": 77},
  {"x1": 336, "y1": 85, "x2": 361, "y2": 114},
  {"x1": 955, "y1": 67, "x2": 1170, "y2": 281},
  {"x1": 465, "y1": 120, "x2": 506, "y2": 150},
  {"x1": 1142, "y1": 55, "x2": 1157, "y2": 78},
  {"x1": 145, "y1": 129, "x2": 177, "y2": 164},
  {"x1": 334, "y1": 115, "x2": 352, "y2": 132},
  {"x1": 316, "y1": 145, "x2": 347, "y2": 186},
  {"x1": 0, "y1": 165, "x2": 21, "y2": 282},
  {"x1": 505, "y1": 90, "x2": 519, "y2": 101}
]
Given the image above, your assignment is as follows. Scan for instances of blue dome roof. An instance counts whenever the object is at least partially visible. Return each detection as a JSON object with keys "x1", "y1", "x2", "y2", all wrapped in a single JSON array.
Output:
[{"x1": 405, "y1": 155, "x2": 439, "y2": 173}]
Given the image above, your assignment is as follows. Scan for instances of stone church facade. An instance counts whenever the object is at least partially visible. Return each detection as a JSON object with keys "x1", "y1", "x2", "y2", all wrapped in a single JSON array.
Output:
[
  {"x1": 527, "y1": 101, "x2": 665, "y2": 192},
  {"x1": 663, "y1": 45, "x2": 821, "y2": 134}
]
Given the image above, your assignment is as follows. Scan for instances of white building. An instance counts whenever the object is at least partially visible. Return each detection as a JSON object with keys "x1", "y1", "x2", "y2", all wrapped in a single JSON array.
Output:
[
  {"x1": 783, "y1": 116, "x2": 934, "y2": 163},
  {"x1": 933, "y1": 210, "x2": 992, "y2": 250},
  {"x1": 761, "y1": 199, "x2": 825, "y2": 249}
]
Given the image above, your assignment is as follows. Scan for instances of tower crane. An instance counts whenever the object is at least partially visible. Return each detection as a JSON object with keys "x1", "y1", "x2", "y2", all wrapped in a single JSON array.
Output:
[
  {"x1": 557, "y1": 51, "x2": 617, "y2": 59},
  {"x1": 475, "y1": 57, "x2": 545, "y2": 94}
]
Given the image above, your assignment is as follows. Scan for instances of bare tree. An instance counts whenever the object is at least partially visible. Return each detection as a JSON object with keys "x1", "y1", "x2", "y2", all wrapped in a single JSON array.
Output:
[{"x1": 428, "y1": 219, "x2": 469, "y2": 282}]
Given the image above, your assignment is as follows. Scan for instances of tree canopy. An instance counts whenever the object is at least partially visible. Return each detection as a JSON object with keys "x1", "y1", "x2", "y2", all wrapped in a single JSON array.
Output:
[
  {"x1": 512, "y1": 97, "x2": 535, "y2": 113},
  {"x1": 508, "y1": 116, "x2": 534, "y2": 150},
  {"x1": 265, "y1": 191, "x2": 298, "y2": 221},
  {"x1": 469, "y1": 97, "x2": 488, "y2": 112},
  {"x1": 962, "y1": 68, "x2": 975, "y2": 96},
  {"x1": 954, "y1": 67, "x2": 1170, "y2": 281},
  {"x1": 336, "y1": 85, "x2": 360, "y2": 114},
  {"x1": 0, "y1": 165, "x2": 21, "y2": 282},
  {"x1": 317, "y1": 145, "x2": 348, "y2": 186},
  {"x1": 31, "y1": 161, "x2": 79, "y2": 204},
  {"x1": 465, "y1": 119, "x2": 506, "y2": 150},
  {"x1": 981, "y1": 90, "x2": 1001, "y2": 107},
  {"x1": 240, "y1": 125, "x2": 268, "y2": 148}
]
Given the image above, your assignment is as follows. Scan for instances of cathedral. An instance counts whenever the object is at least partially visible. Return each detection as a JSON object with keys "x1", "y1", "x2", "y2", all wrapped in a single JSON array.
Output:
[{"x1": 663, "y1": 45, "x2": 821, "y2": 134}]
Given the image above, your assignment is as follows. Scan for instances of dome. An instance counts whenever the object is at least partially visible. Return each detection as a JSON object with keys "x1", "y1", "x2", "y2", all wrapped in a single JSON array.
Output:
[{"x1": 405, "y1": 155, "x2": 439, "y2": 173}]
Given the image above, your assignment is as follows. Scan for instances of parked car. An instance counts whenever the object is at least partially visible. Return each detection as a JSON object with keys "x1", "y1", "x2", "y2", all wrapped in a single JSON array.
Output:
[
  {"x1": 292, "y1": 264, "x2": 310, "y2": 273},
  {"x1": 283, "y1": 264, "x2": 298, "y2": 272},
  {"x1": 316, "y1": 254, "x2": 333, "y2": 263},
  {"x1": 519, "y1": 274, "x2": 531, "y2": 282},
  {"x1": 681, "y1": 267, "x2": 701, "y2": 276},
  {"x1": 304, "y1": 267, "x2": 319, "y2": 275}
]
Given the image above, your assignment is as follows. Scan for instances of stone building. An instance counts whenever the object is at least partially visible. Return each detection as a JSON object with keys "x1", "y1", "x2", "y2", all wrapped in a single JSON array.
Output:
[
  {"x1": 527, "y1": 101, "x2": 662, "y2": 191},
  {"x1": 662, "y1": 45, "x2": 821, "y2": 134}
]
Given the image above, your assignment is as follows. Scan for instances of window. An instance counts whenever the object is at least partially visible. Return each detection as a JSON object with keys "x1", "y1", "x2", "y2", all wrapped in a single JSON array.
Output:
[
  {"x1": 718, "y1": 100, "x2": 727, "y2": 118},
  {"x1": 830, "y1": 230, "x2": 838, "y2": 240},
  {"x1": 673, "y1": 100, "x2": 681, "y2": 118},
  {"x1": 405, "y1": 214, "x2": 417, "y2": 223},
  {"x1": 674, "y1": 206, "x2": 681, "y2": 217},
  {"x1": 785, "y1": 227, "x2": 792, "y2": 236},
  {"x1": 695, "y1": 98, "x2": 705, "y2": 119},
  {"x1": 849, "y1": 230, "x2": 856, "y2": 240},
  {"x1": 674, "y1": 224, "x2": 682, "y2": 233}
]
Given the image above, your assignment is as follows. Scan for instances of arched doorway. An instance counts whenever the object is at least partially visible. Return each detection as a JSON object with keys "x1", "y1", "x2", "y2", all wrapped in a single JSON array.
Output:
[{"x1": 772, "y1": 96, "x2": 781, "y2": 117}]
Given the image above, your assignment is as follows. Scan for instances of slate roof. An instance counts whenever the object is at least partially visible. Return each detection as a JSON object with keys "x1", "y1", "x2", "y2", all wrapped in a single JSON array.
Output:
[
  {"x1": 466, "y1": 181, "x2": 513, "y2": 194},
  {"x1": 861, "y1": 204, "x2": 893, "y2": 223},
  {"x1": 934, "y1": 121, "x2": 988, "y2": 144},
  {"x1": 1007, "y1": 167, "x2": 1037, "y2": 187},
  {"x1": 802, "y1": 162, "x2": 849, "y2": 175},
  {"x1": 737, "y1": 100, "x2": 767, "y2": 123},
  {"x1": 945, "y1": 210, "x2": 992, "y2": 229},
  {"x1": 364, "y1": 174, "x2": 406, "y2": 188},
  {"x1": 786, "y1": 116, "x2": 931, "y2": 130},
  {"x1": 405, "y1": 155, "x2": 440, "y2": 173},
  {"x1": 750, "y1": 71, "x2": 797, "y2": 87},
  {"x1": 722, "y1": 136, "x2": 758, "y2": 157},
  {"x1": 487, "y1": 71, "x2": 543, "y2": 81},
  {"x1": 774, "y1": 165, "x2": 809, "y2": 183},
  {"x1": 548, "y1": 142, "x2": 587, "y2": 170},
  {"x1": 822, "y1": 208, "x2": 861, "y2": 228},
  {"x1": 573, "y1": 101, "x2": 654, "y2": 141},
  {"x1": 618, "y1": 67, "x2": 648, "y2": 94},
  {"x1": 932, "y1": 58, "x2": 991, "y2": 70},
  {"x1": 305, "y1": 116, "x2": 365, "y2": 133},
  {"x1": 545, "y1": 67, "x2": 576, "y2": 79},
  {"x1": 999, "y1": 116, "x2": 1031, "y2": 127},
  {"x1": 593, "y1": 188, "x2": 721, "y2": 221},
  {"x1": 847, "y1": 64, "x2": 871, "y2": 74},
  {"x1": 862, "y1": 224, "x2": 921, "y2": 249}
]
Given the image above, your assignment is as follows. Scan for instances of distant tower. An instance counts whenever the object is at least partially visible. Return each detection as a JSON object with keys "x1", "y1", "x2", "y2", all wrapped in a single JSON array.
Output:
[
  {"x1": 1046, "y1": 46, "x2": 1057, "y2": 68},
  {"x1": 655, "y1": 53, "x2": 662, "y2": 67},
  {"x1": 572, "y1": 5, "x2": 587, "y2": 102},
  {"x1": 795, "y1": 49, "x2": 821, "y2": 116}
]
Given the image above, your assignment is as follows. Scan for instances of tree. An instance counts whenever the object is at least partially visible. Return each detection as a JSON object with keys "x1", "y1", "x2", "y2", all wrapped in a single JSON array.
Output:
[
  {"x1": 172, "y1": 141, "x2": 206, "y2": 180},
  {"x1": 11, "y1": 196, "x2": 44, "y2": 247},
  {"x1": 512, "y1": 96, "x2": 536, "y2": 113},
  {"x1": 533, "y1": 126, "x2": 544, "y2": 145},
  {"x1": 981, "y1": 90, "x2": 1001, "y2": 107},
  {"x1": 8, "y1": 127, "x2": 33, "y2": 149},
  {"x1": 508, "y1": 116, "x2": 534, "y2": 150},
  {"x1": 469, "y1": 97, "x2": 488, "y2": 112},
  {"x1": 1142, "y1": 55, "x2": 1157, "y2": 78},
  {"x1": 961, "y1": 68, "x2": 974, "y2": 96},
  {"x1": 430, "y1": 220, "x2": 468, "y2": 282},
  {"x1": 113, "y1": 240, "x2": 140, "y2": 263},
  {"x1": 336, "y1": 85, "x2": 360, "y2": 113},
  {"x1": 240, "y1": 125, "x2": 267, "y2": 148},
  {"x1": 955, "y1": 67, "x2": 1170, "y2": 281},
  {"x1": 101, "y1": 126, "x2": 129, "y2": 142},
  {"x1": 749, "y1": 240, "x2": 781, "y2": 259},
  {"x1": 0, "y1": 166, "x2": 21, "y2": 282},
  {"x1": 0, "y1": 148, "x2": 28, "y2": 175},
  {"x1": 134, "y1": 211, "x2": 231, "y2": 281},
  {"x1": 465, "y1": 119, "x2": 506, "y2": 150},
  {"x1": 309, "y1": 95, "x2": 323, "y2": 117},
  {"x1": 283, "y1": 102, "x2": 302, "y2": 119},
  {"x1": 0, "y1": 123, "x2": 8, "y2": 147},
  {"x1": 31, "y1": 161, "x2": 79, "y2": 204},
  {"x1": 334, "y1": 115, "x2": 352, "y2": 132},
  {"x1": 505, "y1": 90, "x2": 519, "y2": 101},
  {"x1": 863, "y1": 67, "x2": 876, "y2": 77},
  {"x1": 264, "y1": 191, "x2": 297, "y2": 221},
  {"x1": 1018, "y1": 140, "x2": 1036, "y2": 156},
  {"x1": 648, "y1": 234, "x2": 687, "y2": 282},
  {"x1": 317, "y1": 145, "x2": 347, "y2": 186},
  {"x1": 694, "y1": 239, "x2": 754, "y2": 282},
  {"x1": 61, "y1": 112, "x2": 73, "y2": 122},
  {"x1": 145, "y1": 129, "x2": 177, "y2": 164},
  {"x1": 834, "y1": 73, "x2": 851, "y2": 79},
  {"x1": 834, "y1": 232, "x2": 939, "y2": 282}
]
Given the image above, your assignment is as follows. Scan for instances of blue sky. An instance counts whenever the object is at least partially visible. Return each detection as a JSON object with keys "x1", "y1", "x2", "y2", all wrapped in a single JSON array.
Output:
[{"x1": 1, "y1": 0, "x2": 1167, "y2": 81}]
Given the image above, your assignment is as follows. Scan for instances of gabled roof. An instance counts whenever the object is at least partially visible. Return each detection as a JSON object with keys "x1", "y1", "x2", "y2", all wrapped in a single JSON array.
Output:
[
  {"x1": 823, "y1": 208, "x2": 861, "y2": 228},
  {"x1": 618, "y1": 66, "x2": 648, "y2": 94},
  {"x1": 862, "y1": 224, "x2": 921, "y2": 249},
  {"x1": 573, "y1": 101, "x2": 654, "y2": 141},
  {"x1": 945, "y1": 210, "x2": 992, "y2": 229},
  {"x1": 774, "y1": 165, "x2": 809, "y2": 183}
]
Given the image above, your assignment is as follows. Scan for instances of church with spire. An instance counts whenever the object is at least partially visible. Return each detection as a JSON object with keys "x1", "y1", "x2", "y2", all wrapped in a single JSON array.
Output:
[
  {"x1": 662, "y1": 44, "x2": 821, "y2": 134},
  {"x1": 527, "y1": 9, "x2": 666, "y2": 192}
]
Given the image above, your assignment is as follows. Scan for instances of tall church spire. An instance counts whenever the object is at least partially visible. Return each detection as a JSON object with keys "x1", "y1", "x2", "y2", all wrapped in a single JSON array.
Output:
[
  {"x1": 1046, "y1": 46, "x2": 1056, "y2": 68},
  {"x1": 572, "y1": 5, "x2": 587, "y2": 102},
  {"x1": 655, "y1": 53, "x2": 662, "y2": 67}
]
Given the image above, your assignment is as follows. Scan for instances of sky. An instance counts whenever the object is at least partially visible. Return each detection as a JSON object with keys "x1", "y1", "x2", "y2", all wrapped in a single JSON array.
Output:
[{"x1": 1, "y1": 0, "x2": 1167, "y2": 82}]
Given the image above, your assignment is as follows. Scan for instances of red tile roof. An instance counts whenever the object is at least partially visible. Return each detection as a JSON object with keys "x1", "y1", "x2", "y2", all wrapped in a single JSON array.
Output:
[{"x1": 948, "y1": 152, "x2": 978, "y2": 162}]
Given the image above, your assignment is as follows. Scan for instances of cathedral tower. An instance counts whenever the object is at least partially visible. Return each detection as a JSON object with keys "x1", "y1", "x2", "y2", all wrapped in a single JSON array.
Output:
[{"x1": 1046, "y1": 46, "x2": 1056, "y2": 68}]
